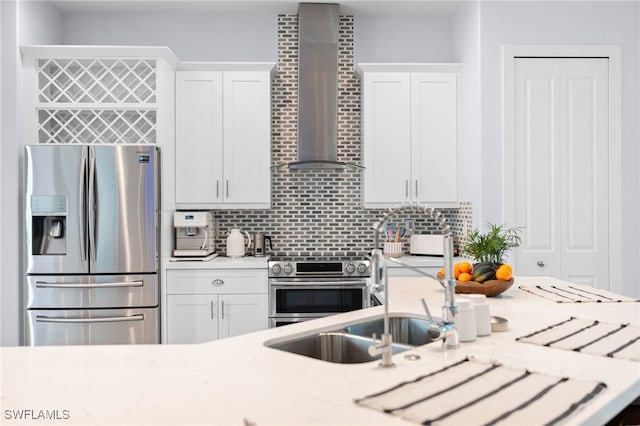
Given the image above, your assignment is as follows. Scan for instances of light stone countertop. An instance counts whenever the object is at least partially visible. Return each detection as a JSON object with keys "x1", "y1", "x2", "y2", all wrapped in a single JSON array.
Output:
[
  {"x1": 163, "y1": 254, "x2": 456, "y2": 270},
  {"x1": 165, "y1": 254, "x2": 270, "y2": 269},
  {"x1": 385, "y1": 255, "x2": 472, "y2": 268},
  {"x1": 2, "y1": 276, "x2": 639, "y2": 425}
]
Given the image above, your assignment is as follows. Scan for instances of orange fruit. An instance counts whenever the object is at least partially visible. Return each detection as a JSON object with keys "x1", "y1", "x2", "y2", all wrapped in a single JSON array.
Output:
[
  {"x1": 495, "y1": 264, "x2": 512, "y2": 281},
  {"x1": 500, "y1": 263, "x2": 512, "y2": 272},
  {"x1": 453, "y1": 264, "x2": 461, "y2": 279},
  {"x1": 458, "y1": 272, "x2": 472, "y2": 282},
  {"x1": 457, "y1": 262, "x2": 472, "y2": 274},
  {"x1": 437, "y1": 267, "x2": 445, "y2": 279}
]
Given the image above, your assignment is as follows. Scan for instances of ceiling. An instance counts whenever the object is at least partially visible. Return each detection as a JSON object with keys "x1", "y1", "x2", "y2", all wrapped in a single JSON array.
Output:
[{"x1": 47, "y1": 0, "x2": 460, "y2": 16}]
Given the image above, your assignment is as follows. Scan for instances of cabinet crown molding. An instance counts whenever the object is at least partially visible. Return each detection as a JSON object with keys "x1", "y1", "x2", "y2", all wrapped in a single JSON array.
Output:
[
  {"x1": 20, "y1": 45, "x2": 180, "y2": 67},
  {"x1": 356, "y1": 63, "x2": 461, "y2": 76},
  {"x1": 177, "y1": 62, "x2": 277, "y2": 77}
]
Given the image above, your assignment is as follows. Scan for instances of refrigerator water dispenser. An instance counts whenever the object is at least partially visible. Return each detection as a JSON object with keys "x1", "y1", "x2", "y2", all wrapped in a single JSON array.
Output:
[{"x1": 31, "y1": 195, "x2": 67, "y2": 255}]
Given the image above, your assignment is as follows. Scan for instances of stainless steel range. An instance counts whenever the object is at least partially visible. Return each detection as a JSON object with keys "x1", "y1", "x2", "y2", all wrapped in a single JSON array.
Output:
[{"x1": 268, "y1": 259, "x2": 371, "y2": 327}]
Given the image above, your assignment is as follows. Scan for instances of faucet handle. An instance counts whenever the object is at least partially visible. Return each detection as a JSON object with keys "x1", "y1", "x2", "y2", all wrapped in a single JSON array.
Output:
[{"x1": 421, "y1": 298, "x2": 434, "y2": 322}]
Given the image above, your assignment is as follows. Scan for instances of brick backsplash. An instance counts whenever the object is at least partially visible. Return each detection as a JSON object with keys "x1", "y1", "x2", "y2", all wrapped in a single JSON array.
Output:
[{"x1": 213, "y1": 14, "x2": 473, "y2": 259}]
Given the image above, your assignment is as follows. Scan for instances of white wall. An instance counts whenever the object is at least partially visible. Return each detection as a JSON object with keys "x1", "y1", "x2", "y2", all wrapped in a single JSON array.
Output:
[
  {"x1": 19, "y1": 0, "x2": 63, "y2": 45},
  {"x1": 62, "y1": 12, "x2": 277, "y2": 61},
  {"x1": 450, "y1": 1, "x2": 482, "y2": 230},
  {"x1": 354, "y1": 15, "x2": 453, "y2": 63},
  {"x1": 0, "y1": 0, "x2": 16, "y2": 348},
  {"x1": 478, "y1": 1, "x2": 640, "y2": 297},
  {"x1": 1, "y1": 0, "x2": 62, "y2": 346}
]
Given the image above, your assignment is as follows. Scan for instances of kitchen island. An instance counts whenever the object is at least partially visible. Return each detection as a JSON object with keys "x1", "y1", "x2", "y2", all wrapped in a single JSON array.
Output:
[{"x1": 2, "y1": 276, "x2": 639, "y2": 425}]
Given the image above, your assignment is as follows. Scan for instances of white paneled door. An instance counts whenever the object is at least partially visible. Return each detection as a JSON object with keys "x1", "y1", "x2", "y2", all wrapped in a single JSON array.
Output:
[{"x1": 512, "y1": 57, "x2": 610, "y2": 289}]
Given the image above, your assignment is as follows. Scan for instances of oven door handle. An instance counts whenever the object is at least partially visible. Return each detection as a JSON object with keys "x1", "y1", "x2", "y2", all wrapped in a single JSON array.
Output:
[{"x1": 269, "y1": 280, "x2": 368, "y2": 287}]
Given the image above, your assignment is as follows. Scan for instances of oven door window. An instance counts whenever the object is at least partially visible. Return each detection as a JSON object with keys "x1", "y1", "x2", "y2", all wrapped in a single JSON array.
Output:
[{"x1": 274, "y1": 287, "x2": 365, "y2": 314}]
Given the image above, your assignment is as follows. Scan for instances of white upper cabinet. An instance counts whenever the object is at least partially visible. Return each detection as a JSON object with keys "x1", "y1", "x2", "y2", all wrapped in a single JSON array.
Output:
[
  {"x1": 222, "y1": 72, "x2": 272, "y2": 205},
  {"x1": 176, "y1": 71, "x2": 223, "y2": 205},
  {"x1": 175, "y1": 64, "x2": 275, "y2": 209},
  {"x1": 361, "y1": 72, "x2": 412, "y2": 205},
  {"x1": 358, "y1": 64, "x2": 460, "y2": 208}
]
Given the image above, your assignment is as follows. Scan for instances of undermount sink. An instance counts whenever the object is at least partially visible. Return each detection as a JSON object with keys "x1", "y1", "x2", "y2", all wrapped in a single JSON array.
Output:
[
  {"x1": 265, "y1": 315, "x2": 436, "y2": 364},
  {"x1": 343, "y1": 315, "x2": 437, "y2": 347},
  {"x1": 267, "y1": 331, "x2": 414, "y2": 364}
]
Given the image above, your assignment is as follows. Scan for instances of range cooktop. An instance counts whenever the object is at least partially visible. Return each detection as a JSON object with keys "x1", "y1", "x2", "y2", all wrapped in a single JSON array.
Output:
[{"x1": 268, "y1": 258, "x2": 371, "y2": 278}]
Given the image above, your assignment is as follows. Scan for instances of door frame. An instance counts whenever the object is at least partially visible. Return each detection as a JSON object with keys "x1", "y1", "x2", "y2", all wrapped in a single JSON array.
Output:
[{"x1": 502, "y1": 45, "x2": 622, "y2": 293}]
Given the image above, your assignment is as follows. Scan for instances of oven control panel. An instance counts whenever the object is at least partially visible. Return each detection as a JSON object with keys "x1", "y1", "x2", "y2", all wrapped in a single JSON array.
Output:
[{"x1": 268, "y1": 260, "x2": 370, "y2": 278}]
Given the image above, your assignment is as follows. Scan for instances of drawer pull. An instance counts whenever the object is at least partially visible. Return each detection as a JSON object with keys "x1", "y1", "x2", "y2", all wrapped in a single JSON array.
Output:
[
  {"x1": 36, "y1": 314, "x2": 144, "y2": 323},
  {"x1": 36, "y1": 280, "x2": 143, "y2": 288},
  {"x1": 211, "y1": 279, "x2": 224, "y2": 286}
]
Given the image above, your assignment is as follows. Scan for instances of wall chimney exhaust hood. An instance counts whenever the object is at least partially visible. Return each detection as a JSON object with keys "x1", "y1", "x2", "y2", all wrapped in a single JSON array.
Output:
[{"x1": 280, "y1": 2, "x2": 363, "y2": 170}]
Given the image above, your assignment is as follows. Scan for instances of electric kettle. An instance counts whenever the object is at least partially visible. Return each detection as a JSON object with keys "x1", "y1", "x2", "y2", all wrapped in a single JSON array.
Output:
[
  {"x1": 226, "y1": 229, "x2": 251, "y2": 257},
  {"x1": 254, "y1": 233, "x2": 273, "y2": 257}
]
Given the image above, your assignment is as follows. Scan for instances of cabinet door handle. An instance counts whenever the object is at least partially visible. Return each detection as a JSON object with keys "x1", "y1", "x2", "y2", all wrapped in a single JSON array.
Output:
[
  {"x1": 226, "y1": 180, "x2": 230, "y2": 198},
  {"x1": 216, "y1": 180, "x2": 220, "y2": 198},
  {"x1": 405, "y1": 180, "x2": 409, "y2": 198},
  {"x1": 221, "y1": 300, "x2": 225, "y2": 320},
  {"x1": 211, "y1": 279, "x2": 224, "y2": 286},
  {"x1": 415, "y1": 180, "x2": 419, "y2": 197},
  {"x1": 210, "y1": 300, "x2": 215, "y2": 319}
]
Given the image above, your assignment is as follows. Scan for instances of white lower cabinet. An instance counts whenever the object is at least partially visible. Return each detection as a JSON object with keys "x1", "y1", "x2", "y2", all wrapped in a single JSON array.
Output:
[{"x1": 166, "y1": 269, "x2": 268, "y2": 344}]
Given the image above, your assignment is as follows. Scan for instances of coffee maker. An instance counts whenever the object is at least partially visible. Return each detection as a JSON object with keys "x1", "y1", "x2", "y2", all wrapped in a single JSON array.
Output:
[{"x1": 173, "y1": 210, "x2": 216, "y2": 257}]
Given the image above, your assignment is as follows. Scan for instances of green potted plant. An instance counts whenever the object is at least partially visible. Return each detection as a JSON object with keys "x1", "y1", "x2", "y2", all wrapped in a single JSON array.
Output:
[{"x1": 462, "y1": 223, "x2": 521, "y2": 282}]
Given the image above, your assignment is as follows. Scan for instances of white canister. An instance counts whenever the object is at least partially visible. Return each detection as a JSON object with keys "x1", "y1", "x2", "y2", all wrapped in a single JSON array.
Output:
[
  {"x1": 456, "y1": 298, "x2": 477, "y2": 342},
  {"x1": 465, "y1": 294, "x2": 491, "y2": 337}
]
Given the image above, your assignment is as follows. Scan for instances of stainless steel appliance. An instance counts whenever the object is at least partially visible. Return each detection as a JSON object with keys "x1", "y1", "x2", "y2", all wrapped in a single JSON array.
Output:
[
  {"x1": 254, "y1": 233, "x2": 272, "y2": 257},
  {"x1": 24, "y1": 145, "x2": 160, "y2": 346},
  {"x1": 173, "y1": 210, "x2": 215, "y2": 257},
  {"x1": 268, "y1": 259, "x2": 370, "y2": 328}
]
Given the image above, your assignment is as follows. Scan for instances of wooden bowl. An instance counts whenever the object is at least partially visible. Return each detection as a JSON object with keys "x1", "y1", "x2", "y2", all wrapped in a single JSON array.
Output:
[{"x1": 455, "y1": 278, "x2": 514, "y2": 297}]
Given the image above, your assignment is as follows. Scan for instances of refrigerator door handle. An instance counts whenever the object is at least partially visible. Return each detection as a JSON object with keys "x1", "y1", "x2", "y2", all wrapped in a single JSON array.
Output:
[
  {"x1": 88, "y1": 146, "x2": 97, "y2": 262},
  {"x1": 35, "y1": 314, "x2": 144, "y2": 323},
  {"x1": 35, "y1": 280, "x2": 144, "y2": 289},
  {"x1": 79, "y1": 150, "x2": 87, "y2": 262}
]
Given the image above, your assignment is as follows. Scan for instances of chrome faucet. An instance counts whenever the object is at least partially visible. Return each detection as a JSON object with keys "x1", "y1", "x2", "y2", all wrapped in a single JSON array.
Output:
[{"x1": 368, "y1": 203, "x2": 459, "y2": 367}]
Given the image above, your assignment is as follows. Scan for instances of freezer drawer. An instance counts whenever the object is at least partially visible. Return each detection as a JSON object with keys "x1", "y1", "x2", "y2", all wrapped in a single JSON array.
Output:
[
  {"x1": 26, "y1": 307, "x2": 159, "y2": 346},
  {"x1": 25, "y1": 274, "x2": 158, "y2": 309}
]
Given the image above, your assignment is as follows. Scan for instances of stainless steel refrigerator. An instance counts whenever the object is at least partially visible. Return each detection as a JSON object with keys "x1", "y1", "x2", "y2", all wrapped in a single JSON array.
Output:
[{"x1": 24, "y1": 145, "x2": 160, "y2": 345}]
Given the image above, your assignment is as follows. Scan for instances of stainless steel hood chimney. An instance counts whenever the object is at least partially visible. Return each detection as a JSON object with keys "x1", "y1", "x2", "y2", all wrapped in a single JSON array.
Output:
[{"x1": 286, "y1": 3, "x2": 362, "y2": 170}]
